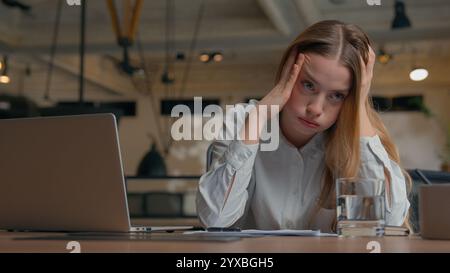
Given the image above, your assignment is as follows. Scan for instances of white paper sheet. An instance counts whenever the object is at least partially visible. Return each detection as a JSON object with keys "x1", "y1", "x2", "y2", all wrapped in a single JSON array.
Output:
[{"x1": 183, "y1": 229, "x2": 337, "y2": 237}]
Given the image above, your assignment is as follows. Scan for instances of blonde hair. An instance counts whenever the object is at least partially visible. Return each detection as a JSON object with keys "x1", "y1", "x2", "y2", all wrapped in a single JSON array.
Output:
[{"x1": 276, "y1": 20, "x2": 412, "y2": 231}]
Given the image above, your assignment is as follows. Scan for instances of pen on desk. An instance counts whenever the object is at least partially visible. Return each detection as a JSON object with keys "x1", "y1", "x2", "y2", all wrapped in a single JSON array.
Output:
[
  {"x1": 191, "y1": 226, "x2": 206, "y2": 231},
  {"x1": 415, "y1": 169, "x2": 432, "y2": 185},
  {"x1": 206, "y1": 227, "x2": 241, "y2": 232}
]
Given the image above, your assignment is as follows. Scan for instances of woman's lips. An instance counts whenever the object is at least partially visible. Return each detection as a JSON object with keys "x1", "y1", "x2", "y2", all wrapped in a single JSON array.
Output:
[{"x1": 298, "y1": 117, "x2": 320, "y2": 128}]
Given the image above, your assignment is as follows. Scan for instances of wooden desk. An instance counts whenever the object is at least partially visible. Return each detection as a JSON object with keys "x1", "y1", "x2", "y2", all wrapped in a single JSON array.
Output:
[{"x1": 1, "y1": 231, "x2": 449, "y2": 253}]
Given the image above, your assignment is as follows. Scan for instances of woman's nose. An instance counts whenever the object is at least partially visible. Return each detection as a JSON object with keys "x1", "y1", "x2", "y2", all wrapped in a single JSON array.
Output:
[{"x1": 306, "y1": 96, "x2": 324, "y2": 117}]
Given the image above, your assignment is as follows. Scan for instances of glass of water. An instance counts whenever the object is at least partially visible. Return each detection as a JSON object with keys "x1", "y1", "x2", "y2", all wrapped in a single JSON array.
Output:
[{"x1": 336, "y1": 177, "x2": 386, "y2": 237}]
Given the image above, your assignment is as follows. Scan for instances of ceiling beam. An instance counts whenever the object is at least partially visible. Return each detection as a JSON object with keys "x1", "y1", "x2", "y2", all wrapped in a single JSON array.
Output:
[
  {"x1": 257, "y1": 0, "x2": 304, "y2": 36},
  {"x1": 14, "y1": 33, "x2": 291, "y2": 54},
  {"x1": 14, "y1": 26, "x2": 450, "y2": 55},
  {"x1": 369, "y1": 26, "x2": 450, "y2": 44},
  {"x1": 0, "y1": 11, "x2": 23, "y2": 52},
  {"x1": 34, "y1": 55, "x2": 126, "y2": 97},
  {"x1": 293, "y1": 0, "x2": 322, "y2": 26}
]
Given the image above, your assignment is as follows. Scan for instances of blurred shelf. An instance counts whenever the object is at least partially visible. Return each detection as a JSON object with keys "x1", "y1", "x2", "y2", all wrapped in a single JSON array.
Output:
[{"x1": 126, "y1": 176, "x2": 199, "y2": 218}]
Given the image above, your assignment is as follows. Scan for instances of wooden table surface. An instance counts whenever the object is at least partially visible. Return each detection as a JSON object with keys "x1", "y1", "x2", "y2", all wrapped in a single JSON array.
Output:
[{"x1": 1, "y1": 230, "x2": 449, "y2": 253}]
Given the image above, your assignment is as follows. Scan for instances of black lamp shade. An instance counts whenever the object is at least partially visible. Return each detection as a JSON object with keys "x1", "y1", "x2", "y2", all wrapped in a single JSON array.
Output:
[
  {"x1": 137, "y1": 144, "x2": 167, "y2": 177},
  {"x1": 392, "y1": 1, "x2": 411, "y2": 29}
]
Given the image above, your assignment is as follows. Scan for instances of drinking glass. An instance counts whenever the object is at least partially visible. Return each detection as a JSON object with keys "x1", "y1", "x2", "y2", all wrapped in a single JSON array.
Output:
[{"x1": 336, "y1": 177, "x2": 385, "y2": 237}]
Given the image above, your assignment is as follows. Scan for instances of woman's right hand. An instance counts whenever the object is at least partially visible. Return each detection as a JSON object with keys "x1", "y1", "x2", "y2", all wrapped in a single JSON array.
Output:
[
  {"x1": 259, "y1": 49, "x2": 305, "y2": 112},
  {"x1": 240, "y1": 50, "x2": 305, "y2": 144}
]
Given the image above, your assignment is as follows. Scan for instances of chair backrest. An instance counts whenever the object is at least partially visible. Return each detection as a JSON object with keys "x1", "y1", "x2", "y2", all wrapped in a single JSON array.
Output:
[{"x1": 409, "y1": 169, "x2": 450, "y2": 184}]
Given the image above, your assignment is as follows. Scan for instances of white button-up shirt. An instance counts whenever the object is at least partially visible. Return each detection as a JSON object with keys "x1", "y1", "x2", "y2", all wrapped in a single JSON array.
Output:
[{"x1": 196, "y1": 101, "x2": 410, "y2": 232}]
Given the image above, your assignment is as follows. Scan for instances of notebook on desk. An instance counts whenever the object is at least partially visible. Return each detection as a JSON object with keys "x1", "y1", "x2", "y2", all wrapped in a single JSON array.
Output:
[
  {"x1": 0, "y1": 114, "x2": 193, "y2": 233},
  {"x1": 385, "y1": 226, "x2": 410, "y2": 236}
]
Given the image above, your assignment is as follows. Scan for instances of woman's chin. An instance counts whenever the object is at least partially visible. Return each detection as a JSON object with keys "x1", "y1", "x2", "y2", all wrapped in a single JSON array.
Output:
[{"x1": 294, "y1": 124, "x2": 319, "y2": 137}]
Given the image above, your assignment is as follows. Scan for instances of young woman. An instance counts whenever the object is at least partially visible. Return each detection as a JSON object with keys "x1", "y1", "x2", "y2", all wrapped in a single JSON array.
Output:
[{"x1": 196, "y1": 20, "x2": 411, "y2": 232}]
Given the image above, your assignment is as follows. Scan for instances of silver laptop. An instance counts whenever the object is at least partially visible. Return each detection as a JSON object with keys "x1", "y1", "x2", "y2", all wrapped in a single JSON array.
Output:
[{"x1": 0, "y1": 113, "x2": 193, "y2": 233}]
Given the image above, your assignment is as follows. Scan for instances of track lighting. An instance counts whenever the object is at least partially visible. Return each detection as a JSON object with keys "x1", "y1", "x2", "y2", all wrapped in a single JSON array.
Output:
[{"x1": 199, "y1": 51, "x2": 223, "y2": 63}]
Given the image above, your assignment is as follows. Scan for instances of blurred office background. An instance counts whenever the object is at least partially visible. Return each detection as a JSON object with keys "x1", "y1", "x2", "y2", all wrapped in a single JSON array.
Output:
[{"x1": 0, "y1": 0, "x2": 449, "y2": 224}]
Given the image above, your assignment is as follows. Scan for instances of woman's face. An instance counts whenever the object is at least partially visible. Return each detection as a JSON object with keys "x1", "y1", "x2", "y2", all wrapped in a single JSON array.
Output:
[{"x1": 282, "y1": 53, "x2": 352, "y2": 138}]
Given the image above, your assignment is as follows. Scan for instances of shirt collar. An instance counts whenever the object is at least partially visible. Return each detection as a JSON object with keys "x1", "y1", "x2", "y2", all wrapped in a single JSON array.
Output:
[{"x1": 279, "y1": 126, "x2": 325, "y2": 156}]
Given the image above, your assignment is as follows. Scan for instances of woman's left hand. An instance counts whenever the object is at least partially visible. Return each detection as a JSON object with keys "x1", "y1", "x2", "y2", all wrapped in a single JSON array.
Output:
[
  {"x1": 359, "y1": 46, "x2": 376, "y2": 106},
  {"x1": 359, "y1": 46, "x2": 377, "y2": 137}
]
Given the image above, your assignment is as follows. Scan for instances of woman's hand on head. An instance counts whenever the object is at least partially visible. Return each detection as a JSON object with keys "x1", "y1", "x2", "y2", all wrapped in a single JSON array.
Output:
[
  {"x1": 359, "y1": 46, "x2": 377, "y2": 137},
  {"x1": 239, "y1": 50, "x2": 304, "y2": 145},
  {"x1": 360, "y1": 46, "x2": 376, "y2": 106},
  {"x1": 259, "y1": 50, "x2": 305, "y2": 113}
]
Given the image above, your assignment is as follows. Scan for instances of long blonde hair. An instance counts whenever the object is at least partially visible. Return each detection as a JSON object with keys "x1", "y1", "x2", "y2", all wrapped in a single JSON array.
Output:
[{"x1": 276, "y1": 20, "x2": 412, "y2": 231}]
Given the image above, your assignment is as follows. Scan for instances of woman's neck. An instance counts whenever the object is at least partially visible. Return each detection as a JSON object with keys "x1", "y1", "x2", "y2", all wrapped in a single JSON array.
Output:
[{"x1": 280, "y1": 111, "x2": 315, "y2": 149}]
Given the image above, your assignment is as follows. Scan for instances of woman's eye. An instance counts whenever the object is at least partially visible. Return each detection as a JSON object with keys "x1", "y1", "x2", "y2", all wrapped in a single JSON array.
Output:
[
  {"x1": 302, "y1": 81, "x2": 315, "y2": 92},
  {"x1": 329, "y1": 92, "x2": 346, "y2": 102}
]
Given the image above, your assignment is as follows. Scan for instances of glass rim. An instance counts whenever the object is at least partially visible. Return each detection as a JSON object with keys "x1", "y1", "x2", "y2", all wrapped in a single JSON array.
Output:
[{"x1": 336, "y1": 177, "x2": 384, "y2": 183}]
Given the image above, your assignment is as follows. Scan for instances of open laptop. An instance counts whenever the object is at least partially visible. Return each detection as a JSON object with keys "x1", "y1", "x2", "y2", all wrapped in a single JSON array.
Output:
[{"x1": 0, "y1": 113, "x2": 195, "y2": 233}]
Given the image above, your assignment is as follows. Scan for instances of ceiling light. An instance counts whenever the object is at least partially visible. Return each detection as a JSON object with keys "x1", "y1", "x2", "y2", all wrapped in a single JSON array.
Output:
[
  {"x1": 378, "y1": 48, "x2": 392, "y2": 65},
  {"x1": 199, "y1": 53, "x2": 210, "y2": 63},
  {"x1": 161, "y1": 69, "x2": 175, "y2": 84},
  {"x1": 176, "y1": 52, "x2": 185, "y2": 61},
  {"x1": 409, "y1": 68, "x2": 428, "y2": 82},
  {"x1": 392, "y1": 0, "x2": 411, "y2": 29},
  {"x1": 212, "y1": 52, "x2": 223, "y2": 62}
]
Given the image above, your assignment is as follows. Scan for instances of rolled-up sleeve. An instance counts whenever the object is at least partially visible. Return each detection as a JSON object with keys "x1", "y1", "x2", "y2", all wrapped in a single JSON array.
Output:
[
  {"x1": 359, "y1": 135, "x2": 410, "y2": 226},
  {"x1": 196, "y1": 102, "x2": 259, "y2": 228}
]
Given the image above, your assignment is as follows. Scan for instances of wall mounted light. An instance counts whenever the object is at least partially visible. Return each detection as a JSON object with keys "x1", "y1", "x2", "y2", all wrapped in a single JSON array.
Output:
[
  {"x1": 409, "y1": 67, "x2": 428, "y2": 81},
  {"x1": 0, "y1": 56, "x2": 10, "y2": 84},
  {"x1": 0, "y1": 75, "x2": 10, "y2": 84}
]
